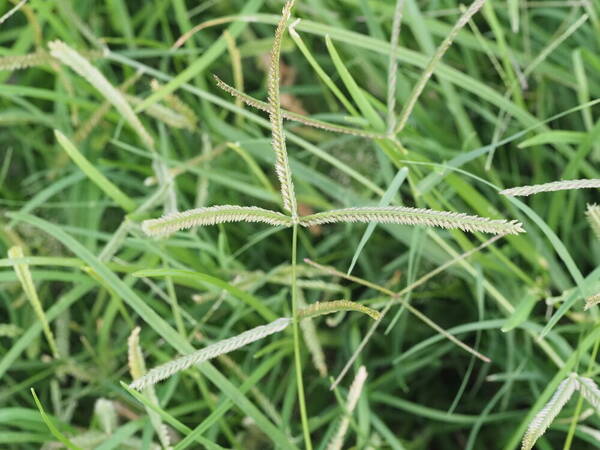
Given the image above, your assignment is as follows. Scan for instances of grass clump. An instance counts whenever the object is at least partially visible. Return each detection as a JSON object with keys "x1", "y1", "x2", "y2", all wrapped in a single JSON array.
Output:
[{"x1": 0, "y1": 1, "x2": 598, "y2": 449}]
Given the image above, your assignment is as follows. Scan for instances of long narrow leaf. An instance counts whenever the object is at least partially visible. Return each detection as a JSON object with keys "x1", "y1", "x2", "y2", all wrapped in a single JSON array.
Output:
[
  {"x1": 48, "y1": 40, "x2": 154, "y2": 150},
  {"x1": 54, "y1": 130, "x2": 137, "y2": 212}
]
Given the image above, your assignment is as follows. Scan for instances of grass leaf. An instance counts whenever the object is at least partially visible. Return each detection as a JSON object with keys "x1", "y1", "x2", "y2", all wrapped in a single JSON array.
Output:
[
  {"x1": 48, "y1": 40, "x2": 154, "y2": 150},
  {"x1": 54, "y1": 130, "x2": 137, "y2": 212}
]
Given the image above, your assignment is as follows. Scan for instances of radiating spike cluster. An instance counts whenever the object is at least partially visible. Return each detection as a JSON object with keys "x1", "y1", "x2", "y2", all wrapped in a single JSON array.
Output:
[
  {"x1": 299, "y1": 206, "x2": 524, "y2": 235},
  {"x1": 298, "y1": 300, "x2": 381, "y2": 321},
  {"x1": 267, "y1": 0, "x2": 297, "y2": 215},
  {"x1": 501, "y1": 178, "x2": 600, "y2": 197},
  {"x1": 522, "y1": 373, "x2": 579, "y2": 450},
  {"x1": 213, "y1": 75, "x2": 384, "y2": 139},
  {"x1": 130, "y1": 318, "x2": 291, "y2": 391},
  {"x1": 327, "y1": 366, "x2": 368, "y2": 450},
  {"x1": 141, "y1": 205, "x2": 293, "y2": 236},
  {"x1": 586, "y1": 204, "x2": 600, "y2": 240}
]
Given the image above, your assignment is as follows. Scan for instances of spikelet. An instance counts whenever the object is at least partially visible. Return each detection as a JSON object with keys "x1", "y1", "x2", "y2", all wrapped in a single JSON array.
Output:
[
  {"x1": 267, "y1": 0, "x2": 298, "y2": 216},
  {"x1": 213, "y1": 75, "x2": 384, "y2": 139},
  {"x1": 150, "y1": 79, "x2": 197, "y2": 131},
  {"x1": 126, "y1": 94, "x2": 195, "y2": 130},
  {"x1": 299, "y1": 206, "x2": 524, "y2": 235},
  {"x1": 0, "y1": 324, "x2": 22, "y2": 337},
  {"x1": 128, "y1": 327, "x2": 172, "y2": 449},
  {"x1": 0, "y1": 51, "x2": 52, "y2": 71},
  {"x1": 395, "y1": 0, "x2": 486, "y2": 134},
  {"x1": 577, "y1": 376, "x2": 600, "y2": 413},
  {"x1": 501, "y1": 179, "x2": 600, "y2": 197},
  {"x1": 8, "y1": 246, "x2": 59, "y2": 358},
  {"x1": 141, "y1": 205, "x2": 293, "y2": 237},
  {"x1": 297, "y1": 290, "x2": 328, "y2": 377},
  {"x1": 94, "y1": 399, "x2": 117, "y2": 434},
  {"x1": 298, "y1": 300, "x2": 381, "y2": 321},
  {"x1": 522, "y1": 373, "x2": 579, "y2": 450},
  {"x1": 586, "y1": 204, "x2": 600, "y2": 240},
  {"x1": 130, "y1": 318, "x2": 291, "y2": 390},
  {"x1": 327, "y1": 366, "x2": 368, "y2": 450},
  {"x1": 387, "y1": 0, "x2": 405, "y2": 134},
  {"x1": 585, "y1": 292, "x2": 600, "y2": 310},
  {"x1": 48, "y1": 40, "x2": 154, "y2": 150}
]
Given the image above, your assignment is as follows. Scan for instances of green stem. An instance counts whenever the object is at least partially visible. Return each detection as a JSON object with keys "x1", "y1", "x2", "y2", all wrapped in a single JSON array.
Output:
[{"x1": 291, "y1": 223, "x2": 312, "y2": 449}]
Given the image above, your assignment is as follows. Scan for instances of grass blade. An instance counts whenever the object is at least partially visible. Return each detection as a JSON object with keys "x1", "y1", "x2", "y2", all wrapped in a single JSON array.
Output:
[
  {"x1": 48, "y1": 40, "x2": 154, "y2": 150},
  {"x1": 54, "y1": 130, "x2": 137, "y2": 212}
]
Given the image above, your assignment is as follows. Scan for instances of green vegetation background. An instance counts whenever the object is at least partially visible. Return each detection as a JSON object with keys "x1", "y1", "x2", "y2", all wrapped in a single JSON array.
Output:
[{"x1": 0, "y1": 0, "x2": 599, "y2": 449}]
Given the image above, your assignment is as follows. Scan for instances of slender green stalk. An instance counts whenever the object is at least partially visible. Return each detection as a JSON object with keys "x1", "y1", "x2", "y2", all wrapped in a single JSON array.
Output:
[{"x1": 291, "y1": 223, "x2": 312, "y2": 450}]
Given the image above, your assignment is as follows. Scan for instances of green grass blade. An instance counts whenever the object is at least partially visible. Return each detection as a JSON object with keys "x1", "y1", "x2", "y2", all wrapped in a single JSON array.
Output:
[{"x1": 54, "y1": 130, "x2": 137, "y2": 212}]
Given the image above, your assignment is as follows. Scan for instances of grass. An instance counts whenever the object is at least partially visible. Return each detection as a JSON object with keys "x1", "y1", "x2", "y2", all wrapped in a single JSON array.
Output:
[{"x1": 0, "y1": 0, "x2": 599, "y2": 449}]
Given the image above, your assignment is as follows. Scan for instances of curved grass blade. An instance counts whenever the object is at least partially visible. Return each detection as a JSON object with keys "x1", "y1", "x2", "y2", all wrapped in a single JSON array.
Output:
[
  {"x1": 31, "y1": 388, "x2": 82, "y2": 450},
  {"x1": 299, "y1": 206, "x2": 524, "y2": 235},
  {"x1": 141, "y1": 205, "x2": 293, "y2": 236},
  {"x1": 501, "y1": 290, "x2": 539, "y2": 332},
  {"x1": 48, "y1": 40, "x2": 154, "y2": 150},
  {"x1": 54, "y1": 130, "x2": 137, "y2": 212}
]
